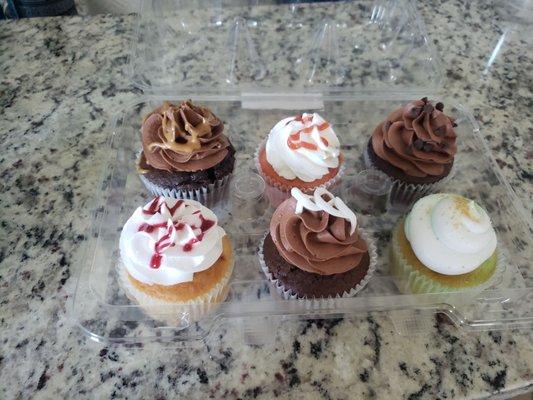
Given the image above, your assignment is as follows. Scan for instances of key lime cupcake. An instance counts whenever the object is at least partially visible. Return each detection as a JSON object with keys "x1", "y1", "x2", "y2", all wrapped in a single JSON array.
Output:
[
  {"x1": 390, "y1": 193, "x2": 501, "y2": 294},
  {"x1": 118, "y1": 196, "x2": 234, "y2": 323}
]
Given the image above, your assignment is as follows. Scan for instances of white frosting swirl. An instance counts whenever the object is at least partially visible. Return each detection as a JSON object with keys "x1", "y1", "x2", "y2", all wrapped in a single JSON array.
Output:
[
  {"x1": 119, "y1": 197, "x2": 225, "y2": 285},
  {"x1": 404, "y1": 193, "x2": 497, "y2": 275},
  {"x1": 291, "y1": 187, "x2": 357, "y2": 235},
  {"x1": 265, "y1": 113, "x2": 340, "y2": 182}
]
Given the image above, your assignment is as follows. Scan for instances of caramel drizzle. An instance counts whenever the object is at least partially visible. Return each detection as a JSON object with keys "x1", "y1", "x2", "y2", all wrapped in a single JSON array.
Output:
[{"x1": 147, "y1": 101, "x2": 213, "y2": 154}]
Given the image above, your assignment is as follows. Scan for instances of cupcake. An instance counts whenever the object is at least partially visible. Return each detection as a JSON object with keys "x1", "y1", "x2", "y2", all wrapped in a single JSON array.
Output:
[
  {"x1": 390, "y1": 193, "x2": 500, "y2": 294},
  {"x1": 118, "y1": 196, "x2": 234, "y2": 322},
  {"x1": 256, "y1": 113, "x2": 344, "y2": 206},
  {"x1": 365, "y1": 98, "x2": 457, "y2": 206},
  {"x1": 138, "y1": 101, "x2": 235, "y2": 206},
  {"x1": 259, "y1": 187, "x2": 376, "y2": 299}
]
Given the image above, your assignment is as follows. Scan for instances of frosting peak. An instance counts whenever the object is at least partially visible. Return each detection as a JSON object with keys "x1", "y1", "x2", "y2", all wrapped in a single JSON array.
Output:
[
  {"x1": 404, "y1": 194, "x2": 497, "y2": 275},
  {"x1": 119, "y1": 197, "x2": 225, "y2": 285},
  {"x1": 140, "y1": 101, "x2": 230, "y2": 172},
  {"x1": 270, "y1": 188, "x2": 367, "y2": 275},
  {"x1": 265, "y1": 113, "x2": 340, "y2": 182},
  {"x1": 371, "y1": 98, "x2": 457, "y2": 177}
]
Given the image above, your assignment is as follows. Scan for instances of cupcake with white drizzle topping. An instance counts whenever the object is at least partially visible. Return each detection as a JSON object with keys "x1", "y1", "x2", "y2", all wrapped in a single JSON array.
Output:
[
  {"x1": 259, "y1": 187, "x2": 376, "y2": 299},
  {"x1": 390, "y1": 193, "x2": 501, "y2": 294},
  {"x1": 118, "y1": 196, "x2": 233, "y2": 320}
]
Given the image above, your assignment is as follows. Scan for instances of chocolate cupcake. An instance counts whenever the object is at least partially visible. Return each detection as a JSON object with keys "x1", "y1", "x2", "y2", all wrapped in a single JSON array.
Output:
[
  {"x1": 259, "y1": 187, "x2": 376, "y2": 299},
  {"x1": 365, "y1": 98, "x2": 457, "y2": 205},
  {"x1": 138, "y1": 101, "x2": 235, "y2": 206}
]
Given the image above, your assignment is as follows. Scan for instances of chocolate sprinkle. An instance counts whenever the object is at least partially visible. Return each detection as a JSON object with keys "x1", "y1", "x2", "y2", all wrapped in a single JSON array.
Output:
[
  {"x1": 434, "y1": 126, "x2": 446, "y2": 136},
  {"x1": 407, "y1": 107, "x2": 422, "y2": 119},
  {"x1": 422, "y1": 143, "x2": 433, "y2": 152},
  {"x1": 413, "y1": 139, "x2": 424, "y2": 150}
]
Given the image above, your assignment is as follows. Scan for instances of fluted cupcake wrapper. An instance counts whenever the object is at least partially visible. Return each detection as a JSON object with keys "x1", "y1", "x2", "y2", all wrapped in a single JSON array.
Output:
[
  {"x1": 363, "y1": 147, "x2": 457, "y2": 208},
  {"x1": 139, "y1": 173, "x2": 231, "y2": 209},
  {"x1": 117, "y1": 257, "x2": 234, "y2": 327},
  {"x1": 389, "y1": 227, "x2": 505, "y2": 295},
  {"x1": 257, "y1": 230, "x2": 377, "y2": 301},
  {"x1": 254, "y1": 140, "x2": 346, "y2": 207}
]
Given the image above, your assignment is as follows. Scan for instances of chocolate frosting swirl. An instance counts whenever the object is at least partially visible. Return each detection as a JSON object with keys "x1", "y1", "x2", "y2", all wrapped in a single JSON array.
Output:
[
  {"x1": 371, "y1": 98, "x2": 457, "y2": 177},
  {"x1": 269, "y1": 198, "x2": 368, "y2": 275},
  {"x1": 140, "y1": 101, "x2": 230, "y2": 172}
]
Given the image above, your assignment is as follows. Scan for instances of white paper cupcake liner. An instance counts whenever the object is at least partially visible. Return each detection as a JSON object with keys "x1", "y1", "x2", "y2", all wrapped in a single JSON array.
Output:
[
  {"x1": 258, "y1": 229, "x2": 377, "y2": 301},
  {"x1": 390, "y1": 223, "x2": 505, "y2": 295},
  {"x1": 117, "y1": 255, "x2": 234, "y2": 326},
  {"x1": 139, "y1": 173, "x2": 231, "y2": 209},
  {"x1": 254, "y1": 140, "x2": 346, "y2": 207},
  {"x1": 363, "y1": 146, "x2": 456, "y2": 208}
]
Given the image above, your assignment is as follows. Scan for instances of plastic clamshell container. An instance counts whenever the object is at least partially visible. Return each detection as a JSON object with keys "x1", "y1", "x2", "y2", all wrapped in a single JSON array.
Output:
[
  {"x1": 72, "y1": 96, "x2": 532, "y2": 345},
  {"x1": 72, "y1": 1, "x2": 532, "y2": 345},
  {"x1": 129, "y1": 0, "x2": 443, "y2": 98}
]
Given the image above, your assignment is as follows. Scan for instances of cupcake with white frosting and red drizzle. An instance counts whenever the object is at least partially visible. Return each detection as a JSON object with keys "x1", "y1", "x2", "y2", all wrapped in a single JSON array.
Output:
[
  {"x1": 256, "y1": 113, "x2": 344, "y2": 205},
  {"x1": 118, "y1": 196, "x2": 233, "y2": 321}
]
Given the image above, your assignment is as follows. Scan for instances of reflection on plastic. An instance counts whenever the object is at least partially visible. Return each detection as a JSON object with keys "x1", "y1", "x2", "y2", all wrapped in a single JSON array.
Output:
[
  {"x1": 306, "y1": 21, "x2": 346, "y2": 85},
  {"x1": 226, "y1": 17, "x2": 266, "y2": 84},
  {"x1": 232, "y1": 172, "x2": 269, "y2": 229},
  {"x1": 341, "y1": 169, "x2": 392, "y2": 215}
]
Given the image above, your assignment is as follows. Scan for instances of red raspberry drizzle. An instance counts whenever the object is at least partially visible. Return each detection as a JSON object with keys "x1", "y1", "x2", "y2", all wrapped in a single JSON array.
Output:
[
  {"x1": 149, "y1": 224, "x2": 176, "y2": 269},
  {"x1": 286, "y1": 115, "x2": 331, "y2": 151},
  {"x1": 138, "y1": 222, "x2": 167, "y2": 233},
  {"x1": 150, "y1": 253, "x2": 163, "y2": 269},
  {"x1": 138, "y1": 198, "x2": 216, "y2": 267},
  {"x1": 142, "y1": 198, "x2": 184, "y2": 216}
]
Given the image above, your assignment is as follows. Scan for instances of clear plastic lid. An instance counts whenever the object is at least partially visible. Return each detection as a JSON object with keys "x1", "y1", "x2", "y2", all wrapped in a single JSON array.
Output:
[{"x1": 130, "y1": 0, "x2": 443, "y2": 97}]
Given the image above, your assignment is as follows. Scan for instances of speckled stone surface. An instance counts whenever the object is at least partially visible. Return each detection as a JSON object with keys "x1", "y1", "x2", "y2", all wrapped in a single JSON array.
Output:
[{"x1": 0, "y1": 1, "x2": 532, "y2": 399}]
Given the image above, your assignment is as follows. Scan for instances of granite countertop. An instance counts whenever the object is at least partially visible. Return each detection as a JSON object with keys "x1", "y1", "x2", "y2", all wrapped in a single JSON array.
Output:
[{"x1": 0, "y1": 1, "x2": 532, "y2": 399}]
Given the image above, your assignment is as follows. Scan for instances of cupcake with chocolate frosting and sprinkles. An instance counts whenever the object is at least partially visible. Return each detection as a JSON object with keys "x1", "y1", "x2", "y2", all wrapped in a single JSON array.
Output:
[
  {"x1": 365, "y1": 98, "x2": 457, "y2": 205},
  {"x1": 138, "y1": 100, "x2": 235, "y2": 206},
  {"x1": 259, "y1": 187, "x2": 376, "y2": 299}
]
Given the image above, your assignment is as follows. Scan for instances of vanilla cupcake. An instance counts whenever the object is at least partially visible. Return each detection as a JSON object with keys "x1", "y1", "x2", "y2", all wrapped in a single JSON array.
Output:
[
  {"x1": 256, "y1": 113, "x2": 344, "y2": 205},
  {"x1": 118, "y1": 196, "x2": 233, "y2": 322},
  {"x1": 390, "y1": 193, "x2": 500, "y2": 294}
]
